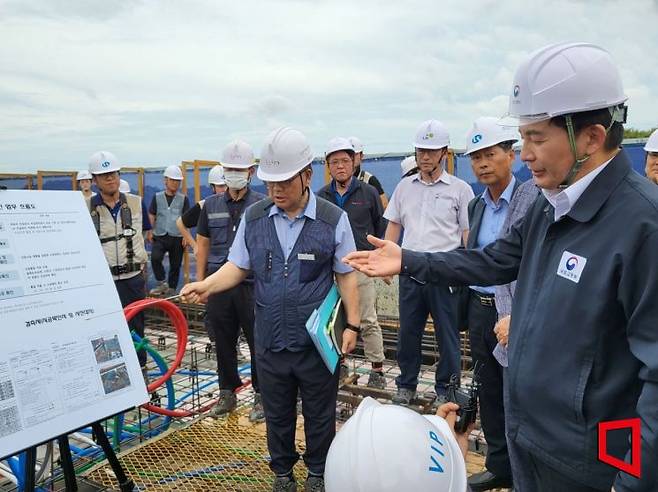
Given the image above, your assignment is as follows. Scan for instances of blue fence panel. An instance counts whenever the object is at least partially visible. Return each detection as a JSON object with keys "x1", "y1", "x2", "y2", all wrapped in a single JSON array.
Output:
[
  {"x1": 0, "y1": 178, "x2": 31, "y2": 190},
  {"x1": 40, "y1": 175, "x2": 74, "y2": 190}
]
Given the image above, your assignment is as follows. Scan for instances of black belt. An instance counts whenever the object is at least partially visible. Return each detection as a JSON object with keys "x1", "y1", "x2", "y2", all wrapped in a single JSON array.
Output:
[
  {"x1": 470, "y1": 290, "x2": 496, "y2": 307},
  {"x1": 110, "y1": 263, "x2": 143, "y2": 276}
]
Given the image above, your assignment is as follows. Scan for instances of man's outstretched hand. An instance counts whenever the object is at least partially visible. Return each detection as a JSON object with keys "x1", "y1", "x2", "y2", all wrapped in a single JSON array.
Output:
[{"x1": 342, "y1": 235, "x2": 403, "y2": 278}]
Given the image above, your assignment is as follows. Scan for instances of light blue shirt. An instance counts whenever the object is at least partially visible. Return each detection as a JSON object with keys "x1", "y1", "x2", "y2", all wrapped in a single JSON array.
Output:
[
  {"x1": 228, "y1": 191, "x2": 355, "y2": 274},
  {"x1": 471, "y1": 176, "x2": 516, "y2": 294}
]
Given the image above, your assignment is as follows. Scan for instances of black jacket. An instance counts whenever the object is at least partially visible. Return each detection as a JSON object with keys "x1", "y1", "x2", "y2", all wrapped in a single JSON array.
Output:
[
  {"x1": 317, "y1": 178, "x2": 386, "y2": 251},
  {"x1": 401, "y1": 151, "x2": 658, "y2": 492}
]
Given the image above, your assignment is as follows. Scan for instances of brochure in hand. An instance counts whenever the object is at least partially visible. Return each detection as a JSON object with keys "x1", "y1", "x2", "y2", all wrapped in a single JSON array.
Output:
[{"x1": 305, "y1": 284, "x2": 346, "y2": 373}]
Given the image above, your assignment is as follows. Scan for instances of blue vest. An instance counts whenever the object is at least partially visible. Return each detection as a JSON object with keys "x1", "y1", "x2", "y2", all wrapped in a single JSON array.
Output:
[
  {"x1": 154, "y1": 191, "x2": 184, "y2": 236},
  {"x1": 205, "y1": 189, "x2": 265, "y2": 273},
  {"x1": 245, "y1": 197, "x2": 341, "y2": 352}
]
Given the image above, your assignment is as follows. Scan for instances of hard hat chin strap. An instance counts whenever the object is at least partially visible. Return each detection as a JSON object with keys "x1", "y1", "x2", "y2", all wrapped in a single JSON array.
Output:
[
  {"x1": 560, "y1": 115, "x2": 590, "y2": 189},
  {"x1": 560, "y1": 105, "x2": 627, "y2": 189}
]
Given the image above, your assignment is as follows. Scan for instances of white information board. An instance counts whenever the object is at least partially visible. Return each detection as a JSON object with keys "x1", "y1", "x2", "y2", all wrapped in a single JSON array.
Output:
[{"x1": 0, "y1": 190, "x2": 149, "y2": 458}]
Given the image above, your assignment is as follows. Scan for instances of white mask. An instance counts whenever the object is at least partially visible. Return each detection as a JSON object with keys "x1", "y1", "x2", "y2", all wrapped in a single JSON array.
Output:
[{"x1": 223, "y1": 170, "x2": 249, "y2": 190}]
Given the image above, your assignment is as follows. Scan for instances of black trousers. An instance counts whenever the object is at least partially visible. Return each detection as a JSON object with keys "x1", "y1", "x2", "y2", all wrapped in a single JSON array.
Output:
[
  {"x1": 256, "y1": 348, "x2": 340, "y2": 476},
  {"x1": 151, "y1": 234, "x2": 184, "y2": 289},
  {"x1": 397, "y1": 275, "x2": 460, "y2": 394},
  {"x1": 510, "y1": 442, "x2": 609, "y2": 492},
  {"x1": 115, "y1": 272, "x2": 146, "y2": 367},
  {"x1": 467, "y1": 289, "x2": 511, "y2": 478},
  {"x1": 206, "y1": 283, "x2": 258, "y2": 392}
]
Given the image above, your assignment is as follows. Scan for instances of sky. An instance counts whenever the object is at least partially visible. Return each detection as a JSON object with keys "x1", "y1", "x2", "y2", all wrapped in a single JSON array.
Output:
[{"x1": 1, "y1": 0, "x2": 657, "y2": 173}]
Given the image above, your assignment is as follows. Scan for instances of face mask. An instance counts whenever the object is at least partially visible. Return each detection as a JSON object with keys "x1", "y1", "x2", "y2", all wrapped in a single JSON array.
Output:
[{"x1": 223, "y1": 170, "x2": 249, "y2": 190}]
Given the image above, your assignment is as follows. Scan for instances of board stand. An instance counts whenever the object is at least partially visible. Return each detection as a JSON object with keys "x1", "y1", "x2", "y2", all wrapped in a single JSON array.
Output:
[{"x1": 22, "y1": 421, "x2": 134, "y2": 492}]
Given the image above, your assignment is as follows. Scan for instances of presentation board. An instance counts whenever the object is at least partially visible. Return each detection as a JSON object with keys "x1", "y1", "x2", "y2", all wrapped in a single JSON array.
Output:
[{"x1": 0, "y1": 190, "x2": 149, "y2": 459}]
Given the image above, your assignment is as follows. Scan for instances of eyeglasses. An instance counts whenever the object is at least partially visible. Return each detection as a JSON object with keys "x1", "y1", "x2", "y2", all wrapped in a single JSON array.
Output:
[
  {"x1": 328, "y1": 157, "x2": 353, "y2": 167},
  {"x1": 264, "y1": 172, "x2": 302, "y2": 189},
  {"x1": 415, "y1": 148, "x2": 443, "y2": 156}
]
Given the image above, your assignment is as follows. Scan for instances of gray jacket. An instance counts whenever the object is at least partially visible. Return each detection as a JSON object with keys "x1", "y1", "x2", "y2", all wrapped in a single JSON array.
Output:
[{"x1": 401, "y1": 151, "x2": 658, "y2": 491}]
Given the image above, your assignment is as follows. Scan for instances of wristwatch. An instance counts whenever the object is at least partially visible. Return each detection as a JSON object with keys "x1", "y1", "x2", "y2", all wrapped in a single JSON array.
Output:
[{"x1": 345, "y1": 323, "x2": 361, "y2": 334}]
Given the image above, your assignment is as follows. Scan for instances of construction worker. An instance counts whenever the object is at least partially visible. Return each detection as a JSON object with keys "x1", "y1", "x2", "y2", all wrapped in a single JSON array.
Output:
[
  {"x1": 383, "y1": 119, "x2": 474, "y2": 406},
  {"x1": 87, "y1": 151, "x2": 151, "y2": 368},
  {"x1": 645, "y1": 129, "x2": 658, "y2": 184},
  {"x1": 348, "y1": 136, "x2": 388, "y2": 209},
  {"x1": 325, "y1": 397, "x2": 470, "y2": 492},
  {"x1": 76, "y1": 170, "x2": 95, "y2": 199},
  {"x1": 344, "y1": 43, "x2": 658, "y2": 491},
  {"x1": 182, "y1": 127, "x2": 360, "y2": 492},
  {"x1": 176, "y1": 165, "x2": 227, "y2": 256},
  {"x1": 461, "y1": 117, "x2": 520, "y2": 491},
  {"x1": 400, "y1": 155, "x2": 418, "y2": 178},
  {"x1": 317, "y1": 137, "x2": 387, "y2": 389},
  {"x1": 195, "y1": 141, "x2": 265, "y2": 421},
  {"x1": 148, "y1": 165, "x2": 190, "y2": 295}
]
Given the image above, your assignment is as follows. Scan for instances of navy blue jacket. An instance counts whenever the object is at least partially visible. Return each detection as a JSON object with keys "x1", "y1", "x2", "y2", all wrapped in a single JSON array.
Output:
[
  {"x1": 401, "y1": 151, "x2": 658, "y2": 491},
  {"x1": 244, "y1": 197, "x2": 341, "y2": 354}
]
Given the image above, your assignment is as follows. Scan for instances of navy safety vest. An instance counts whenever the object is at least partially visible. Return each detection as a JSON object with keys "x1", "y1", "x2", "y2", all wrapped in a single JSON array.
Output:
[
  {"x1": 205, "y1": 189, "x2": 265, "y2": 272},
  {"x1": 154, "y1": 191, "x2": 185, "y2": 236},
  {"x1": 245, "y1": 196, "x2": 342, "y2": 352}
]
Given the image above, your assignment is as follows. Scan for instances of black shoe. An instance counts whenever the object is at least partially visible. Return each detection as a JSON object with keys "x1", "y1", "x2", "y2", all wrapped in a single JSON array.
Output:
[
  {"x1": 304, "y1": 474, "x2": 324, "y2": 492},
  {"x1": 391, "y1": 387, "x2": 415, "y2": 405},
  {"x1": 272, "y1": 474, "x2": 297, "y2": 492},
  {"x1": 467, "y1": 470, "x2": 513, "y2": 491}
]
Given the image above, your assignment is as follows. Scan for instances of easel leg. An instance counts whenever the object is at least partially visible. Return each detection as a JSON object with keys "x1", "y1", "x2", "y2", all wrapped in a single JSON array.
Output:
[
  {"x1": 57, "y1": 436, "x2": 78, "y2": 491},
  {"x1": 91, "y1": 422, "x2": 135, "y2": 492},
  {"x1": 23, "y1": 446, "x2": 37, "y2": 492}
]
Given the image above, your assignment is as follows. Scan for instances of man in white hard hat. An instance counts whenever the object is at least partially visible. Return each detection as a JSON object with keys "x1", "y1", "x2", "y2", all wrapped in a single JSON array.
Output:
[
  {"x1": 460, "y1": 117, "x2": 521, "y2": 491},
  {"x1": 349, "y1": 136, "x2": 389, "y2": 209},
  {"x1": 644, "y1": 129, "x2": 658, "y2": 184},
  {"x1": 87, "y1": 151, "x2": 151, "y2": 369},
  {"x1": 176, "y1": 165, "x2": 227, "y2": 256},
  {"x1": 317, "y1": 137, "x2": 387, "y2": 389},
  {"x1": 195, "y1": 141, "x2": 266, "y2": 422},
  {"x1": 344, "y1": 42, "x2": 658, "y2": 491},
  {"x1": 76, "y1": 170, "x2": 95, "y2": 199},
  {"x1": 383, "y1": 119, "x2": 474, "y2": 406},
  {"x1": 147, "y1": 165, "x2": 190, "y2": 296},
  {"x1": 182, "y1": 128, "x2": 360, "y2": 492}
]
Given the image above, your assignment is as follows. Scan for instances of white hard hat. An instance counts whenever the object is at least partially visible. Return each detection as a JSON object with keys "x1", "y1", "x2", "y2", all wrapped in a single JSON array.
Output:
[
  {"x1": 76, "y1": 170, "x2": 92, "y2": 181},
  {"x1": 325, "y1": 397, "x2": 467, "y2": 492},
  {"x1": 506, "y1": 42, "x2": 628, "y2": 125},
  {"x1": 400, "y1": 156, "x2": 417, "y2": 176},
  {"x1": 119, "y1": 179, "x2": 131, "y2": 193},
  {"x1": 257, "y1": 127, "x2": 314, "y2": 182},
  {"x1": 644, "y1": 129, "x2": 658, "y2": 152},
  {"x1": 221, "y1": 139, "x2": 255, "y2": 169},
  {"x1": 414, "y1": 120, "x2": 450, "y2": 149},
  {"x1": 348, "y1": 136, "x2": 364, "y2": 153},
  {"x1": 465, "y1": 117, "x2": 520, "y2": 155},
  {"x1": 89, "y1": 151, "x2": 121, "y2": 175},
  {"x1": 164, "y1": 165, "x2": 183, "y2": 180},
  {"x1": 325, "y1": 137, "x2": 355, "y2": 158},
  {"x1": 208, "y1": 165, "x2": 226, "y2": 186}
]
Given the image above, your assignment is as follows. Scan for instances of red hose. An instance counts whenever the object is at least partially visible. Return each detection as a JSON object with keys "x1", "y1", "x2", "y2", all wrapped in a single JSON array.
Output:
[
  {"x1": 141, "y1": 380, "x2": 252, "y2": 417},
  {"x1": 123, "y1": 297, "x2": 188, "y2": 394}
]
